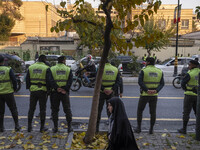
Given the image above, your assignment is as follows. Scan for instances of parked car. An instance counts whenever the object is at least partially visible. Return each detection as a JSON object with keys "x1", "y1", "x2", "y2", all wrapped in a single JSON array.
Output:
[
  {"x1": 0, "y1": 53, "x2": 26, "y2": 72},
  {"x1": 25, "y1": 55, "x2": 75, "y2": 70},
  {"x1": 65, "y1": 55, "x2": 76, "y2": 65},
  {"x1": 155, "y1": 57, "x2": 196, "y2": 76}
]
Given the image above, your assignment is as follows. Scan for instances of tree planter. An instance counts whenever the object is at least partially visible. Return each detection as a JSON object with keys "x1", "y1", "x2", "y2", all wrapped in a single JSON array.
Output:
[{"x1": 66, "y1": 130, "x2": 108, "y2": 150}]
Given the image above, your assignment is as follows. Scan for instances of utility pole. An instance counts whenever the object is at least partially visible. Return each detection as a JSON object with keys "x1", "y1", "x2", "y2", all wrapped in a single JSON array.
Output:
[
  {"x1": 173, "y1": 0, "x2": 180, "y2": 77},
  {"x1": 196, "y1": 72, "x2": 200, "y2": 141}
]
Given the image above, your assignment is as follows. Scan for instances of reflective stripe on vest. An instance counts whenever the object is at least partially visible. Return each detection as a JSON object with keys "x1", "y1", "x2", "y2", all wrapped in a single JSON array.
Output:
[
  {"x1": 29, "y1": 62, "x2": 49, "y2": 92},
  {"x1": 141, "y1": 65, "x2": 162, "y2": 96},
  {"x1": 51, "y1": 64, "x2": 70, "y2": 87},
  {"x1": 0, "y1": 66, "x2": 14, "y2": 94},
  {"x1": 102, "y1": 63, "x2": 118, "y2": 90},
  {"x1": 184, "y1": 68, "x2": 200, "y2": 96}
]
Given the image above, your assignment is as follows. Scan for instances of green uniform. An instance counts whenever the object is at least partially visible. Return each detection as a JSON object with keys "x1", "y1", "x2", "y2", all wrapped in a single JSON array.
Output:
[
  {"x1": 50, "y1": 63, "x2": 73, "y2": 133},
  {"x1": 184, "y1": 68, "x2": 199, "y2": 96},
  {"x1": 96, "y1": 63, "x2": 119, "y2": 132},
  {"x1": 29, "y1": 62, "x2": 49, "y2": 92},
  {"x1": 141, "y1": 65, "x2": 162, "y2": 96},
  {"x1": 0, "y1": 66, "x2": 14, "y2": 94}
]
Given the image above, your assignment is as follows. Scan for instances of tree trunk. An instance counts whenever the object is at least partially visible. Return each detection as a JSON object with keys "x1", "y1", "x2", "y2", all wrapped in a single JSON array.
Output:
[
  {"x1": 147, "y1": 49, "x2": 151, "y2": 57},
  {"x1": 84, "y1": 0, "x2": 113, "y2": 144}
]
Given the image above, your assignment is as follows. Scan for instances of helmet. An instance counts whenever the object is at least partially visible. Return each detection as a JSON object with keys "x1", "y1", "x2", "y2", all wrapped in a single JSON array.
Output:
[{"x1": 86, "y1": 54, "x2": 92, "y2": 61}]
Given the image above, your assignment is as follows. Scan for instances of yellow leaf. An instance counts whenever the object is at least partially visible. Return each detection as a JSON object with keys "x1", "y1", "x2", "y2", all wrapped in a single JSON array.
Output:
[
  {"x1": 143, "y1": 143, "x2": 150, "y2": 146},
  {"x1": 0, "y1": 146, "x2": 4, "y2": 150},
  {"x1": 52, "y1": 143, "x2": 58, "y2": 149},
  {"x1": 26, "y1": 135, "x2": 33, "y2": 140},
  {"x1": 42, "y1": 145, "x2": 48, "y2": 150},
  {"x1": 61, "y1": 123, "x2": 65, "y2": 126},
  {"x1": 162, "y1": 133, "x2": 167, "y2": 137},
  {"x1": 178, "y1": 135, "x2": 185, "y2": 138},
  {"x1": 0, "y1": 142, "x2": 5, "y2": 145},
  {"x1": 33, "y1": 125, "x2": 37, "y2": 127},
  {"x1": 0, "y1": 137, "x2": 6, "y2": 140},
  {"x1": 28, "y1": 143, "x2": 35, "y2": 149},
  {"x1": 45, "y1": 123, "x2": 49, "y2": 126},
  {"x1": 17, "y1": 139, "x2": 23, "y2": 145},
  {"x1": 171, "y1": 146, "x2": 177, "y2": 150},
  {"x1": 21, "y1": 126, "x2": 26, "y2": 129},
  {"x1": 34, "y1": 121, "x2": 39, "y2": 124}
]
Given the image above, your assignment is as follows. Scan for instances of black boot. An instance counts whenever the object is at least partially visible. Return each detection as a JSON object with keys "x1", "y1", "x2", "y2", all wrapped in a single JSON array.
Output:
[
  {"x1": 67, "y1": 122, "x2": 73, "y2": 133},
  {"x1": 134, "y1": 121, "x2": 141, "y2": 133},
  {"x1": 13, "y1": 116, "x2": 21, "y2": 132},
  {"x1": 52, "y1": 120, "x2": 58, "y2": 133},
  {"x1": 28, "y1": 119, "x2": 32, "y2": 132},
  {"x1": 149, "y1": 126, "x2": 154, "y2": 134},
  {"x1": 177, "y1": 121, "x2": 188, "y2": 134},
  {"x1": 0, "y1": 118, "x2": 4, "y2": 132},
  {"x1": 40, "y1": 120, "x2": 48, "y2": 133}
]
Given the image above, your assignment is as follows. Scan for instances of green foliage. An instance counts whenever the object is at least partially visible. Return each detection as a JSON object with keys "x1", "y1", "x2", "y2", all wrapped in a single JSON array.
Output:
[
  {"x1": 0, "y1": 14, "x2": 15, "y2": 41},
  {"x1": 0, "y1": 0, "x2": 23, "y2": 20},
  {"x1": 127, "y1": 55, "x2": 140, "y2": 75},
  {"x1": 135, "y1": 18, "x2": 175, "y2": 56},
  {"x1": 195, "y1": 6, "x2": 200, "y2": 19},
  {"x1": 8, "y1": 59, "x2": 22, "y2": 73},
  {"x1": 51, "y1": 0, "x2": 162, "y2": 55}
]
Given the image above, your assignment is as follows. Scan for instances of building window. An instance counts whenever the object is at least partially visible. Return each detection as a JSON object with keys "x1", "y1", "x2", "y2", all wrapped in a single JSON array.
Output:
[{"x1": 181, "y1": 20, "x2": 189, "y2": 29}]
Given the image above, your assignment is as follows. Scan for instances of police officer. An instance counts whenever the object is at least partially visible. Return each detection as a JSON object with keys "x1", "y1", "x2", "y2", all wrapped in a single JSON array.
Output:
[
  {"x1": 26, "y1": 55, "x2": 58, "y2": 132},
  {"x1": 0, "y1": 55, "x2": 21, "y2": 132},
  {"x1": 50, "y1": 56, "x2": 73, "y2": 133},
  {"x1": 142, "y1": 54, "x2": 147, "y2": 61},
  {"x1": 134, "y1": 57, "x2": 164, "y2": 134},
  {"x1": 177, "y1": 60, "x2": 200, "y2": 134},
  {"x1": 96, "y1": 59, "x2": 121, "y2": 132},
  {"x1": 113, "y1": 72, "x2": 123, "y2": 98}
]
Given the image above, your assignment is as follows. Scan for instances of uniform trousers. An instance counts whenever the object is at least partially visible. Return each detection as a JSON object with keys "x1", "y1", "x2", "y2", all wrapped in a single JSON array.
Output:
[
  {"x1": 50, "y1": 92, "x2": 72, "y2": 123},
  {"x1": 0, "y1": 93, "x2": 19, "y2": 128},
  {"x1": 137, "y1": 96, "x2": 157, "y2": 126},
  {"x1": 182, "y1": 95, "x2": 197, "y2": 122},
  {"x1": 28, "y1": 91, "x2": 47, "y2": 123}
]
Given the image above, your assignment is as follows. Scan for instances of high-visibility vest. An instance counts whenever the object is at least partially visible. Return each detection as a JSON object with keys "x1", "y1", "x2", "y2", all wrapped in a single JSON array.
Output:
[
  {"x1": 29, "y1": 62, "x2": 49, "y2": 92},
  {"x1": 184, "y1": 68, "x2": 200, "y2": 96},
  {"x1": 143, "y1": 56, "x2": 147, "y2": 61},
  {"x1": 141, "y1": 65, "x2": 163, "y2": 96},
  {"x1": 51, "y1": 63, "x2": 70, "y2": 87},
  {"x1": 102, "y1": 63, "x2": 118, "y2": 90},
  {"x1": 0, "y1": 66, "x2": 14, "y2": 94}
]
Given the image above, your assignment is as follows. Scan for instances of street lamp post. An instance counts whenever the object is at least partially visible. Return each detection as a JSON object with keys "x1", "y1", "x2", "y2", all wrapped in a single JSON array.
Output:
[{"x1": 173, "y1": 0, "x2": 180, "y2": 77}]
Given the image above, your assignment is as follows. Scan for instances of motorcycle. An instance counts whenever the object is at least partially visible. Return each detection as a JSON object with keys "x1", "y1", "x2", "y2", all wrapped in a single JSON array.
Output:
[
  {"x1": 172, "y1": 74, "x2": 184, "y2": 89},
  {"x1": 15, "y1": 73, "x2": 23, "y2": 92},
  {"x1": 70, "y1": 68, "x2": 96, "y2": 91}
]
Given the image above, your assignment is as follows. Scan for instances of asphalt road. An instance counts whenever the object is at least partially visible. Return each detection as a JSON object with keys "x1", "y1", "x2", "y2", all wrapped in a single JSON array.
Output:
[{"x1": 3, "y1": 83, "x2": 197, "y2": 132}]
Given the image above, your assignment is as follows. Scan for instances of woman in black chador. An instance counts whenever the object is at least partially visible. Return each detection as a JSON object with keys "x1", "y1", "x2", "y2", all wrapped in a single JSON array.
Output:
[{"x1": 107, "y1": 97, "x2": 139, "y2": 150}]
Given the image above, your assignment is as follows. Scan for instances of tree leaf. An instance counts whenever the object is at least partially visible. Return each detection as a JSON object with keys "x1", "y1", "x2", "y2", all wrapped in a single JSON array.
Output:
[{"x1": 45, "y1": 5, "x2": 48, "y2": 12}]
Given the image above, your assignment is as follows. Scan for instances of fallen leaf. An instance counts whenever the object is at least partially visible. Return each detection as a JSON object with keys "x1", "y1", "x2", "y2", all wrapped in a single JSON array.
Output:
[
  {"x1": 143, "y1": 143, "x2": 150, "y2": 146},
  {"x1": 171, "y1": 146, "x2": 177, "y2": 150},
  {"x1": 0, "y1": 137, "x2": 6, "y2": 140},
  {"x1": 162, "y1": 133, "x2": 167, "y2": 137},
  {"x1": 52, "y1": 143, "x2": 58, "y2": 149},
  {"x1": 34, "y1": 121, "x2": 39, "y2": 124},
  {"x1": 45, "y1": 123, "x2": 49, "y2": 126},
  {"x1": 17, "y1": 139, "x2": 23, "y2": 145},
  {"x1": 0, "y1": 142, "x2": 5, "y2": 145}
]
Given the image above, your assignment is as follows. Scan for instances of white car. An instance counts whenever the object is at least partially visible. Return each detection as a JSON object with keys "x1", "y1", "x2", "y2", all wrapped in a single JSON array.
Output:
[{"x1": 155, "y1": 57, "x2": 195, "y2": 76}]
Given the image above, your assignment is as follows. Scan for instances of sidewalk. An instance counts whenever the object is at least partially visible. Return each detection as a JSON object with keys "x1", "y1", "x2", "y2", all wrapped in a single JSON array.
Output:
[{"x1": 0, "y1": 126, "x2": 200, "y2": 149}]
